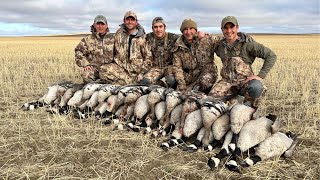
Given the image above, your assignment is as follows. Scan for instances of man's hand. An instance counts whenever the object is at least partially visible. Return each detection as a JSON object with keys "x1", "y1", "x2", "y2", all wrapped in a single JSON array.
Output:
[
  {"x1": 197, "y1": 31, "x2": 209, "y2": 39},
  {"x1": 83, "y1": 65, "x2": 94, "y2": 71},
  {"x1": 179, "y1": 127, "x2": 183, "y2": 135},
  {"x1": 244, "y1": 75, "x2": 262, "y2": 84},
  {"x1": 135, "y1": 74, "x2": 144, "y2": 83}
]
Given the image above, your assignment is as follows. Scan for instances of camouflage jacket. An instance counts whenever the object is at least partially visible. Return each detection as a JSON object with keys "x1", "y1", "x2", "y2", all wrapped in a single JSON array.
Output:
[
  {"x1": 75, "y1": 28, "x2": 114, "y2": 70},
  {"x1": 146, "y1": 32, "x2": 180, "y2": 71},
  {"x1": 114, "y1": 24, "x2": 153, "y2": 79},
  {"x1": 215, "y1": 32, "x2": 277, "y2": 79},
  {"x1": 172, "y1": 35, "x2": 220, "y2": 91}
]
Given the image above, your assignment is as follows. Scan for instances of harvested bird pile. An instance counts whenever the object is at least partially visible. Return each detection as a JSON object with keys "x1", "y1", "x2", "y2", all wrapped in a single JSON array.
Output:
[{"x1": 22, "y1": 80, "x2": 299, "y2": 173}]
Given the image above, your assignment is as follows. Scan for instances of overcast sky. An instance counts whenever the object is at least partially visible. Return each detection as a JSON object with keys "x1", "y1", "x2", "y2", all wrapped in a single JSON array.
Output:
[{"x1": 0, "y1": 0, "x2": 319, "y2": 36}]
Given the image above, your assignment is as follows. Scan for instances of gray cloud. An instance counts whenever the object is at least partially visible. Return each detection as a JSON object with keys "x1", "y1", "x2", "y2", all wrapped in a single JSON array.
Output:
[{"x1": 0, "y1": 0, "x2": 319, "y2": 36}]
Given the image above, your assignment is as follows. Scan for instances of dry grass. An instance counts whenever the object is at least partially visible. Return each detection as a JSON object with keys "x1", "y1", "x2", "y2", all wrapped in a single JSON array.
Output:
[{"x1": 0, "y1": 35, "x2": 319, "y2": 179}]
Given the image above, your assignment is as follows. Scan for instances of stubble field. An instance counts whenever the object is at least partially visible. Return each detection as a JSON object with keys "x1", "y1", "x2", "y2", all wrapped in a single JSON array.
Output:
[{"x1": 0, "y1": 34, "x2": 319, "y2": 179}]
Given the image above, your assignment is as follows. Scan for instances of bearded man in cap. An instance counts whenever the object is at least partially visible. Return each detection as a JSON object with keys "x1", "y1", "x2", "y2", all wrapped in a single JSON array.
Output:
[
  {"x1": 208, "y1": 16, "x2": 277, "y2": 108},
  {"x1": 99, "y1": 11, "x2": 153, "y2": 85},
  {"x1": 172, "y1": 19, "x2": 222, "y2": 93},
  {"x1": 75, "y1": 15, "x2": 114, "y2": 83}
]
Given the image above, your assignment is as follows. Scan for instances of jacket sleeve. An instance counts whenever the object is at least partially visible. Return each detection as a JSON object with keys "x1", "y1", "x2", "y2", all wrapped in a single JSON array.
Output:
[
  {"x1": 207, "y1": 34, "x2": 224, "y2": 46},
  {"x1": 198, "y1": 37, "x2": 218, "y2": 84},
  {"x1": 203, "y1": 34, "x2": 224, "y2": 57},
  {"x1": 172, "y1": 52, "x2": 187, "y2": 91},
  {"x1": 140, "y1": 35, "x2": 154, "y2": 74},
  {"x1": 247, "y1": 42, "x2": 277, "y2": 79},
  {"x1": 75, "y1": 37, "x2": 91, "y2": 67}
]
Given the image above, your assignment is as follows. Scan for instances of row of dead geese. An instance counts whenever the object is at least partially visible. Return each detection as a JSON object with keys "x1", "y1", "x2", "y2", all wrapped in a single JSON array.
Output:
[{"x1": 22, "y1": 81, "x2": 298, "y2": 173}]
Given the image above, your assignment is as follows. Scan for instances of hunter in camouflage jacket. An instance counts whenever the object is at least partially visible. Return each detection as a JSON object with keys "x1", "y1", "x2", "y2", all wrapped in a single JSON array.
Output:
[
  {"x1": 111, "y1": 23, "x2": 153, "y2": 83},
  {"x1": 75, "y1": 25, "x2": 114, "y2": 82},
  {"x1": 143, "y1": 32, "x2": 180, "y2": 85},
  {"x1": 172, "y1": 35, "x2": 222, "y2": 93}
]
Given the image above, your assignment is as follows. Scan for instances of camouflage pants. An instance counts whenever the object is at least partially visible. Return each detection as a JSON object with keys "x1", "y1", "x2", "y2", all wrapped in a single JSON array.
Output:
[
  {"x1": 142, "y1": 66, "x2": 176, "y2": 87},
  {"x1": 209, "y1": 79, "x2": 266, "y2": 108},
  {"x1": 220, "y1": 57, "x2": 254, "y2": 82},
  {"x1": 196, "y1": 73, "x2": 217, "y2": 94},
  {"x1": 81, "y1": 67, "x2": 99, "y2": 83},
  {"x1": 142, "y1": 68, "x2": 162, "y2": 84},
  {"x1": 99, "y1": 63, "x2": 134, "y2": 86},
  {"x1": 208, "y1": 56, "x2": 267, "y2": 107}
]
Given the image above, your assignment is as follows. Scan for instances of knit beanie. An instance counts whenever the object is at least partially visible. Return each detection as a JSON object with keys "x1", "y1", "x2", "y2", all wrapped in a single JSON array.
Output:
[{"x1": 180, "y1": 19, "x2": 197, "y2": 33}]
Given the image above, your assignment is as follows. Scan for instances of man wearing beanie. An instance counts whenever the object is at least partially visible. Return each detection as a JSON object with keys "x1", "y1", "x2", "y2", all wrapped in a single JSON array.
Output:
[
  {"x1": 75, "y1": 15, "x2": 114, "y2": 83},
  {"x1": 172, "y1": 18, "x2": 221, "y2": 93},
  {"x1": 99, "y1": 11, "x2": 153, "y2": 85},
  {"x1": 142, "y1": 17, "x2": 180, "y2": 88},
  {"x1": 207, "y1": 16, "x2": 277, "y2": 109}
]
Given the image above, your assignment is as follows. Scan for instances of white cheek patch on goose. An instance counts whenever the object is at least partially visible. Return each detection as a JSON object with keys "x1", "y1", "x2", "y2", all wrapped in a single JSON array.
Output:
[
  {"x1": 161, "y1": 142, "x2": 170, "y2": 148},
  {"x1": 29, "y1": 105, "x2": 35, "y2": 111},
  {"x1": 171, "y1": 139, "x2": 179, "y2": 145},
  {"x1": 211, "y1": 157, "x2": 220, "y2": 168},
  {"x1": 23, "y1": 103, "x2": 29, "y2": 108},
  {"x1": 161, "y1": 131, "x2": 167, "y2": 136},
  {"x1": 207, "y1": 145, "x2": 213, "y2": 151},
  {"x1": 229, "y1": 143, "x2": 236, "y2": 152},
  {"x1": 226, "y1": 160, "x2": 238, "y2": 167},
  {"x1": 145, "y1": 127, "x2": 152, "y2": 133},
  {"x1": 127, "y1": 122, "x2": 134, "y2": 128},
  {"x1": 117, "y1": 124, "x2": 124, "y2": 130},
  {"x1": 187, "y1": 144, "x2": 197, "y2": 150},
  {"x1": 244, "y1": 157, "x2": 254, "y2": 166}
]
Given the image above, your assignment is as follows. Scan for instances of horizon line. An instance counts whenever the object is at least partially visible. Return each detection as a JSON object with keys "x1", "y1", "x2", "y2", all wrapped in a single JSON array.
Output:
[{"x1": 1, "y1": 32, "x2": 320, "y2": 38}]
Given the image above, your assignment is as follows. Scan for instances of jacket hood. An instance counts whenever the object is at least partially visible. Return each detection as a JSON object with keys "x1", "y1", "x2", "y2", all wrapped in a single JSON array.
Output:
[{"x1": 237, "y1": 32, "x2": 255, "y2": 43}]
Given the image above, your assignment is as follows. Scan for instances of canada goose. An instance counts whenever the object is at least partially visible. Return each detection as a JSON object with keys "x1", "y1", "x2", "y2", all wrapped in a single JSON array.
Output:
[
  {"x1": 82, "y1": 83, "x2": 104, "y2": 100},
  {"x1": 145, "y1": 101, "x2": 166, "y2": 134},
  {"x1": 160, "y1": 109, "x2": 203, "y2": 151},
  {"x1": 146, "y1": 85, "x2": 167, "y2": 121},
  {"x1": 111, "y1": 85, "x2": 148, "y2": 115},
  {"x1": 67, "y1": 89, "x2": 84, "y2": 107},
  {"x1": 201, "y1": 98, "x2": 228, "y2": 148},
  {"x1": 127, "y1": 94, "x2": 150, "y2": 132},
  {"x1": 212, "y1": 113, "x2": 230, "y2": 141},
  {"x1": 207, "y1": 130, "x2": 233, "y2": 169},
  {"x1": 119, "y1": 86, "x2": 148, "y2": 121},
  {"x1": 158, "y1": 89, "x2": 184, "y2": 136},
  {"x1": 97, "y1": 84, "x2": 119, "y2": 103},
  {"x1": 225, "y1": 114, "x2": 281, "y2": 172},
  {"x1": 241, "y1": 131, "x2": 298, "y2": 167},
  {"x1": 86, "y1": 91, "x2": 99, "y2": 109},
  {"x1": 179, "y1": 91, "x2": 206, "y2": 135},
  {"x1": 58, "y1": 83, "x2": 84, "y2": 114},
  {"x1": 183, "y1": 126, "x2": 213, "y2": 153},
  {"x1": 22, "y1": 81, "x2": 73, "y2": 111},
  {"x1": 95, "y1": 94, "x2": 117, "y2": 121}
]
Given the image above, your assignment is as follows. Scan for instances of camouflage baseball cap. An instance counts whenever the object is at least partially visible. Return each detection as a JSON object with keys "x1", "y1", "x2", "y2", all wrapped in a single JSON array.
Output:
[
  {"x1": 124, "y1": 11, "x2": 137, "y2": 20},
  {"x1": 152, "y1": 17, "x2": 166, "y2": 26},
  {"x1": 221, "y1": 16, "x2": 238, "y2": 28},
  {"x1": 94, "y1": 15, "x2": 107, "y2": 24}
]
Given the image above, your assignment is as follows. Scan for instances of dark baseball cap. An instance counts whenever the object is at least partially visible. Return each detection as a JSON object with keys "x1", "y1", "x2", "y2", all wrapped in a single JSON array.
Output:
[{"x1": 221, "y1": 16, "x2": 238, "y2": 28}]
